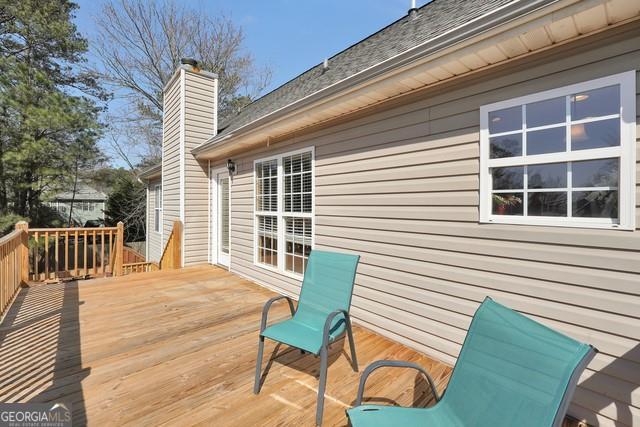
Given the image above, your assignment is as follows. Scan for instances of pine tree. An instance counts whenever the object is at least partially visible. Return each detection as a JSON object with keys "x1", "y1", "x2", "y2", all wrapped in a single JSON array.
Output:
[{"x1": 0, "y1": 0, "x2": 107, "y2": 227}]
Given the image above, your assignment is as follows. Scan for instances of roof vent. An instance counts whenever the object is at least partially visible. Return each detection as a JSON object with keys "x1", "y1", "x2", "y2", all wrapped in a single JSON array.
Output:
[
  {"x1": 322, "y1": 58, "x2": 329, "y2": 73},
  {"x1": 408, "y1": 0, "x2": 419, "y2": 18}
]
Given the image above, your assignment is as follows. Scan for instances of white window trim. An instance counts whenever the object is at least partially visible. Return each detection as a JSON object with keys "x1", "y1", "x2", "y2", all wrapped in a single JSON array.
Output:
[
  {"x1": 253, "y1": 146, "x2": 315, "y2": 279},
  {"x1": 479, "y1": 71, "x2": 636, "y2": 230},
  {"x1": 154, "y1": 184, "x2": 163, "y2": 233}
]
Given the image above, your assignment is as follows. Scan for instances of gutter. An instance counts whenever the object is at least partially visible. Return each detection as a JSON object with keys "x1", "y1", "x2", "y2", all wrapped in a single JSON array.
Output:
[
  {"x1": 138, "y1": 163, "x2": 162, "y2": 180},
  {"x1": 192, "y1": 0, "x2": 561, "y2": 157}
]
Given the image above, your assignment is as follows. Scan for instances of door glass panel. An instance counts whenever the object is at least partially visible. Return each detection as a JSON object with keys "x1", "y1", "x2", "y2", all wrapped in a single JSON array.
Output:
[{"x1": 220, "y1": 176, "x2": 230, "y2": 255}]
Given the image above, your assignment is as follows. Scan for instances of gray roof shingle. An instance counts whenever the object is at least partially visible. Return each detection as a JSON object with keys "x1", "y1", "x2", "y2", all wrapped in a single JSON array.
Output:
[{"x1": 216, "y1": 0, "x2": 514, "y2": 139}]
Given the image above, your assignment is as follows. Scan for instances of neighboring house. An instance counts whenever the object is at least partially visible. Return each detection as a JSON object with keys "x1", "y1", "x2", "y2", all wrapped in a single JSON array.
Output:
[
  {"x1": 140, "y1": 1, "x2": 640, "y2": 425},
  {"x1": 48, "y1": 183, "x2": 107, "y2": 226}
]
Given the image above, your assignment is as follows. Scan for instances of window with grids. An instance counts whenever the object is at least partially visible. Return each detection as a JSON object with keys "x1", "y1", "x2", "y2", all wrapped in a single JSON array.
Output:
[
  {"x1": 480, "y1": 72, "x2": 635, "y2": 229},
  {"x1": 154, "y1": 184, "x2": 162, "y2": 233},
  {"x1": 255, "y1": 159, "x2": 278, "y2": 267},
  {"x1": 283, "y1": 152, "x2": 313, "y2": 275},
  {"x1": 254, "y1": 149, "x2": 314, "y2": 275}
]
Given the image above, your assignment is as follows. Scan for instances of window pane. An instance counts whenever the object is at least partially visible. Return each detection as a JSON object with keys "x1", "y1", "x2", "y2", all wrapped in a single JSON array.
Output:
[
  {"x1": 572, "y1": 191, "x2": 618, "y2": 218},
  {"x1": 284, "y1": 217, "x2": 312, "y2": 275},
  {"x1": 526, "y1": 96, "x2": 565, "y2": 128},
  {"x1": 528, "y1": 163, "x2": 567, "y2": 189},
  {"x1": 492, "y1": 166, "x2": 524, "y2": 190},
  {"x1": 492, "y1": 193, "x2": 523, "y2": 215},
  {"x1": 572, "y1": 158, "x2": 618, "y2": 188},
  {"x1": 283, "y1": 152, "x2": 312, "y2": 213},
  {"x1": 528, "y1": 192, "x2": 567, "y2": 216},
  {"x1": 571, "y1": 85, "x2": 619, "y2": 120},
  {"x1": 255, "y1": 160, "x2": 278, "y2": 212},
  {"x1": 571, "y1": 118, "x2": 620, "y2": 151},
  {"x1": 526, "y1": 127, "x2": 566, "y2": 155},
  {"x1": 489, "y1": 106, "x2": 521, "y2": 134},
  {"x1": 257, "y1": 215, "x2": 278, "y2": 267},
  {"x1": 490, "y1": 134, "x2": 522, "y2": 158}
]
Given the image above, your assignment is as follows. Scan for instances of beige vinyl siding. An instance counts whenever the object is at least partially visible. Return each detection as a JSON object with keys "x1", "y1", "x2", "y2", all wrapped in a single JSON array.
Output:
[
  {"x1": 147, "y1": 177, "x2": 163, "y2": 263},
  {"x1": 227, "y1": 26, "x2": 640, "y2": 427},
  {"x1": 162, "y1": 76, "x2": 182, "y2": 248},
  {"x1": 183, "y1": 72, "x2": 216, "y2": 265}
]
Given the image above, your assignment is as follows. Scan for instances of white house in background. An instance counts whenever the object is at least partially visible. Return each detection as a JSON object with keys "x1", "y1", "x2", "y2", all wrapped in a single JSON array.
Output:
[
  {"x1": 49, "y1": 182, "x2": 107, "y2": 226},
  {"x1": 139, "y1": 1, "x2": 640, "y2": 425}
]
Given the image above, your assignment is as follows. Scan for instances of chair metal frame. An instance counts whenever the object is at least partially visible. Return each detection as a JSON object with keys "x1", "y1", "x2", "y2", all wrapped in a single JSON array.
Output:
[{"x1": 254, "y1": 295, "x2": 359, "y2": 426}]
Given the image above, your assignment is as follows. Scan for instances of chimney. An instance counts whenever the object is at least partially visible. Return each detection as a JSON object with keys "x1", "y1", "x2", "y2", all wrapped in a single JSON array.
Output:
[{"x1": 161, "y1": 59, "x2": 218, "y2": 266}]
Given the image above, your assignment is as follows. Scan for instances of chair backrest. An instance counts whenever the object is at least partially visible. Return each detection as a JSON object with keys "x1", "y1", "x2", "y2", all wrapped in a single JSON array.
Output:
[
  {"x1": 296, "y1": 250, "x2": 359, "y2": 321},
  {"x1": 442, "y1": 297, "x2": 595, "y2": 427}
]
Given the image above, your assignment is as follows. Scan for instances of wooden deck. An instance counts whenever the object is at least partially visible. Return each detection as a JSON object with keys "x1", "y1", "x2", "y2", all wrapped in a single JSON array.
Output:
[{"x1": 0, "y1": 265, "x2": 451, "y2": 426}]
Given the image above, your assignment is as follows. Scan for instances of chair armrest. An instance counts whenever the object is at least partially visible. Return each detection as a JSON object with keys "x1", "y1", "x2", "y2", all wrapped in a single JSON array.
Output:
[
  {"x1": 354, "y1": 360, "x2": 441, "y2": 406},
  {"x1": 322, "y1": 309, "x2": 351, "y2": 348},
  {"x1": 260, "y1": 295, "x2": 296, "y2": 333}
]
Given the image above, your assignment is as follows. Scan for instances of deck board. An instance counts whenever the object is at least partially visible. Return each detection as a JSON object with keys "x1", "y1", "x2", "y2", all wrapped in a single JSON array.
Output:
[
  {"x1": 0, "y1": 265, "x2": 583, "y2": 426},
  {"x1": 0, "y1": 266, "x2": 448, "y2": 426}
]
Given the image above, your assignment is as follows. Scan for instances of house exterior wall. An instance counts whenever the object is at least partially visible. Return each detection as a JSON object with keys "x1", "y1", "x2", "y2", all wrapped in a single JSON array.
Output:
[
  {"x1": 225, "y1": 27, "x2": 640, "y2": 427},
  {"x1": 52, "y1": 200, "x2": 105, "y2": 226},
  {"x1": 147, "y1": 177, "x2": 163, "y2": 263}
]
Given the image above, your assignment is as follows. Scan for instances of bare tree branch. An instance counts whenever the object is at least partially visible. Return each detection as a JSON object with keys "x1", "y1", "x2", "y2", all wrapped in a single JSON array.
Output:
[{"x1": 92, "y1": 0, "x2": 271, "y2": 164}]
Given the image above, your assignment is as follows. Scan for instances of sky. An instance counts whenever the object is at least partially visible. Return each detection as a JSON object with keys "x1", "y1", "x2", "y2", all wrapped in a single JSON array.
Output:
[{"x1": 72, "y1": 0, "x2": 431, "y2": 165}]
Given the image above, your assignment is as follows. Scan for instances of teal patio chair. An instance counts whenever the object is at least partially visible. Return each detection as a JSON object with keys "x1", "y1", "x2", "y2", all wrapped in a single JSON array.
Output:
[
  {"x1": 347, "y1": 297, "x2": 597, "y2": 427},
  {"x1": 254, "y1": 250, "x2": 360, "y2": 426}
]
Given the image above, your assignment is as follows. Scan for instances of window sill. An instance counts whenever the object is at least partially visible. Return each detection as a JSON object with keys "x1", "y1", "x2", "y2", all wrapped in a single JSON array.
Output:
[
  {"x1": 254, "y1": 261, "x2": 304, "y2": 280},
  {"x1": 481, "y1": 216, "x2": 633, "y2": 231}
]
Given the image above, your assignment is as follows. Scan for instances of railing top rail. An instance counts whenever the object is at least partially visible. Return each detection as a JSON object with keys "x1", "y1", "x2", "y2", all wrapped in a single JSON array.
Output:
[
  {"x1": 0, "y1": 230, "x2": 22, "y2": 246},
  {"x1": 28, "y1": 226, "x2": 119, "y2": 233}
]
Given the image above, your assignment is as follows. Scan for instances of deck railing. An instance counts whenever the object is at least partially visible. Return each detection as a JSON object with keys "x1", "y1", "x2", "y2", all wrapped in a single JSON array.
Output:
[
  {"x1": 159, "y1": 220, "x2": 182, "y2": 270},
  {"x1": 1, "y1": 225, "x2": 28, "y2": 316},
  {"x1": 24, "y1": 222, "x2": 124, "y2": 282},
  {"x1": 4, "y1": 220, "x2": 182, "y2": 287}
]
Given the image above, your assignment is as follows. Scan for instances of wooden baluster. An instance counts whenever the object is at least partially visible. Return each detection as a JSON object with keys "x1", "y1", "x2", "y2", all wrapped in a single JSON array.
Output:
[
  {"x1": 15, "y1": 222, "x2": 29, "y2": 284},
  {"x1": 92, "y1": 229, "x2": 97, "y2": 276},
  {"x1": 101, "y1": 229, "x2": 105, "y2": 275},
  {"x1": 83, "y1": 229, "x2": 88, "y2": 276},
  {"x1": 64, "y1": 231, "x2": 69, "y2": 276},
  {"x1": 54, "y1": 231, "x2": 59, "y2": 279},
  {"x1": 44, "y1": 231, "x2": 49, "y2": 281},
  {"x1": 73, "y1": 229, "x2": 79, "y2": 277},
  {"x1": 114, "y1": 222, "x2": 124, "y2": 276},
  {"x1": 34, "y1": 231, "x2": 39, "y2": 281}
]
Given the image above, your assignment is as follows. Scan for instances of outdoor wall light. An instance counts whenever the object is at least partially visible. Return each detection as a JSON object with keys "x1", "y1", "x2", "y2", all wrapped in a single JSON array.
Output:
[{"x1": 227, "y1": 159, "x2": 236, "y2": 176}]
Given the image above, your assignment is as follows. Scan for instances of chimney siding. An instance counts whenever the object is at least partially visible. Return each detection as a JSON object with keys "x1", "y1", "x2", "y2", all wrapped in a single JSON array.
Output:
[{"x1": 162, "y1": 67, "x2": 217, "y2": 266}]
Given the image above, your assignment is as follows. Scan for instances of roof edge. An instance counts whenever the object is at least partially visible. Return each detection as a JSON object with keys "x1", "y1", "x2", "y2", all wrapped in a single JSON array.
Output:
[
  {"x1": 139, "y1": 163, "x2": 162, "y2": 180},
  {"x1": 193, "y1": 0, "x2": 561, "y2": 156}
]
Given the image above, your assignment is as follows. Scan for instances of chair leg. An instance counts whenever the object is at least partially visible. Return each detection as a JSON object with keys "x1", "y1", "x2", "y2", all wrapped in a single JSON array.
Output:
[
  {"x1": 346, "y1": 323, "x2": 358, "y2": 372},
  {"x1": 254, "y1": 336, "x2": 265, "y2": 394},
  {"x1": 316, "y1": 345, "x2": 329, "y2": 426}
]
